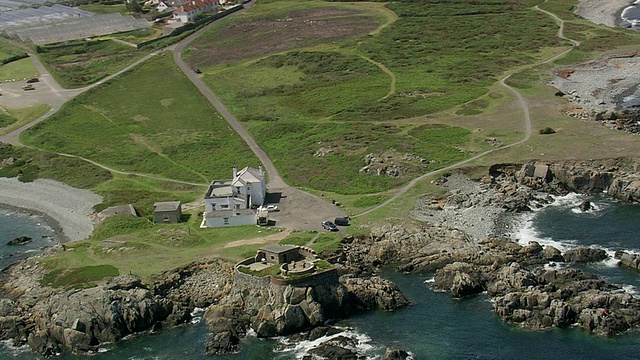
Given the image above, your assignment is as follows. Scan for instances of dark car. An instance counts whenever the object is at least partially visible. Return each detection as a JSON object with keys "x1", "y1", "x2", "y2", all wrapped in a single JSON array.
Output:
[
  {"x1": 194, "y1": 68, "x2": 202, "y2": 74},
  {"x1": 322, "y1": 221, "x2": 338, "y2": 231},
  {"x1": 26, "y1": 78, "x2": 39, "y2": 83},
  {"x1": 334, "y1": 217, "x2": 350, "y2": 226}
]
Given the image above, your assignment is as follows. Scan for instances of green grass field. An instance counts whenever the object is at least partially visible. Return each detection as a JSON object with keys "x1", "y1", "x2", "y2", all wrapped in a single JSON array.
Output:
[
  {"x1": 22, "y1": 53, "x2": 259, "y2": 183},
  {"x1": 39, "y1": 216, "x2": 284, "y2": 282},
  {"x1": 191, "y1": 0, "x2": 570, "y2": 194},
  {"x1": 36, "y1": 40, "x2": 149, "y2": 88},
  {"x1": 0, "y1": 105, "x2": 49, "y2": 134}
]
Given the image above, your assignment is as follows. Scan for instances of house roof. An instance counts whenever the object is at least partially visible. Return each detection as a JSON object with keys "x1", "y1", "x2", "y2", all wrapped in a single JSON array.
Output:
[
  {"x1": 259, "y1": 244, "x2": 299, "y2": 254},
  {"x1": 235, "y1": 166, "x2": 263, "y2": 184},
  {"x1": 174, "y1": 0, "x2": 216, "y2": 13},
  {"x1": 205, "y1": 179, "x2": 233, "y2": 197},
  {"x1": 154, "y1": 201, "x2": 181, "y2": 212}
]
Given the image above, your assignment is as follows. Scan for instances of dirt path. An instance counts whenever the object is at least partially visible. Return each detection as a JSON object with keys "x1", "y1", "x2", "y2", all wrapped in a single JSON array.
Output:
[
  {"x1": 355, "y1": 3, "x2": 579, "y2": 218},
  {"x1": 223, "y1": 228, "x2": 292, "y2": 248},
  {"x1": 357, "y1": 54, "x2": 396, "y2": 101}
]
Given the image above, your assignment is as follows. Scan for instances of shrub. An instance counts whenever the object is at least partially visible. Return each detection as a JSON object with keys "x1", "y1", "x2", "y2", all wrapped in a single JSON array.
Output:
[{"x1": 539, "y1": 127, "x2": 556, "y2": 134}]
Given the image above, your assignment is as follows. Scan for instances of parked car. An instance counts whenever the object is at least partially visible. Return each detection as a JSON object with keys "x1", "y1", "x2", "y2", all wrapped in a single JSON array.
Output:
[
  {"x1": 322, "y1": 220, "x2": 338, "y2": 231},
  {"x1": 258, "y1": 204, "x2": 278, "y2": 212},
  {"x1": 334, "y1": 217, "x2": 350, "y2": 226},
  {"x1": 26, "y1": 78, "x2": 39, "y2": 83},
  {"x1": 22, "y1": 85, "x2": 35, "y2": 91}
]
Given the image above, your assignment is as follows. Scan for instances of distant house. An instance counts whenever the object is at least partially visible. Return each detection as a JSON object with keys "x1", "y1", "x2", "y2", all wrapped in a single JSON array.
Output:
[
  {"x1": 171, "y1": 0, "x2": 219, "y2": 23},
  {"x1": 156, "y1": 0, "x2": 172, "y2": 12},
  {"x1": 203, "y1": 166, "x2": 266, "y2": 227},
  {"x1": 154, "y1": 201, "x2": 182, "y2": 224}
]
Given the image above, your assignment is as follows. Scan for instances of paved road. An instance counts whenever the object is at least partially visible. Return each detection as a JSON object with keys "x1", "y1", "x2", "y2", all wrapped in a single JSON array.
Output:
[
  {"x1": 170, "y1": 4, "x2": 287, "y2": 189},
  {"x1": 354, "y1": 4, "x2": 579, "y2": 218}
]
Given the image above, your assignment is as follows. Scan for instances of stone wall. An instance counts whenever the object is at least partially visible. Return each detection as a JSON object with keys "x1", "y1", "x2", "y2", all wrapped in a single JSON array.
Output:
[
  {"x1": 298, "y1": 246, "x2": 318, "y2": 260},
  {"x1": 269, "y1": 268, "x2": 338, "y2": 287},
  {"x1": 234, "y1": 269, "x2": 270, "y2": 288}
]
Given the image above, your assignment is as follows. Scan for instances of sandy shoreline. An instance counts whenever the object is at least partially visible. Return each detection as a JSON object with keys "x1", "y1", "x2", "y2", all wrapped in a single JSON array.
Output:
[{"x1": 0, "y1": 177, "x2": 102, "y2": 241}]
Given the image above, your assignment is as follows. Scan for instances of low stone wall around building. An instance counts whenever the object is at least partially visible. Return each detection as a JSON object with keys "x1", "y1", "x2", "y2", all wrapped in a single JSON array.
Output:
[
  {"x1": 234, "y1": 269, "x2": 271, "y2": 288},
  {"x1": 269, "y1": 268, "x2": 338, "y2": 287},
  {"x1": 234, "y1": 257, "x2": 339, "y2": 288},
  {"x1": 298, "y1": 246, "x2": 318, "y2": 260}
]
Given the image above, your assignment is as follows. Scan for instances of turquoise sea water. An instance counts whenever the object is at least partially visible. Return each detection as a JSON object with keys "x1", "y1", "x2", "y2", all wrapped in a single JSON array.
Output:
[{"x1": 2, "y1": 194, "x2": 640, "y2": 359}]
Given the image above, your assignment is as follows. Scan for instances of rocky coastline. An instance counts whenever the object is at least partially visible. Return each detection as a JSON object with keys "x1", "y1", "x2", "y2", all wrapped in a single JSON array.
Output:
[
  {"x1": 0, "y1": 244, "x2": 409, "y2": 357},
  {"x1": 0, "y1": 158, "x2": 639, "y2": 357},
  {"x1": 332, "y1": 158, "x2": 640, "y2": 337}
]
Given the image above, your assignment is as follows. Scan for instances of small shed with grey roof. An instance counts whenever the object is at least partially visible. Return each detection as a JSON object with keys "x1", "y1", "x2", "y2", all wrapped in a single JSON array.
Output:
[
  {"x1": 256, "y1": 244, "x2": 302, "y2": 265},
  {"x1": 153, "y1": 201, "x2": 182, "y2": 224}
]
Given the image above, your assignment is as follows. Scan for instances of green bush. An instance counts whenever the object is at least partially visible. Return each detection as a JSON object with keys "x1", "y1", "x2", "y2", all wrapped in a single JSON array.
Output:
[{"x1": 539, "y1": 127, "x2": 556, "y2": 134}]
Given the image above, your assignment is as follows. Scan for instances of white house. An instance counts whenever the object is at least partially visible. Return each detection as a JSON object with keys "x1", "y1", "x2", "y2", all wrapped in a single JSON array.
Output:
[
  {"x1": 171, "y1": 0, "x2": 219, "y2": 23},
  {"x1": 203, "y1": 166, "x2": 266, "y2": 227}
]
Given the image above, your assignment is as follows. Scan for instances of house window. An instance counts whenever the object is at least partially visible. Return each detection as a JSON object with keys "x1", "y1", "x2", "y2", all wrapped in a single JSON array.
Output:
[
  {"x1": 221, "y1": 204, "x2": 229, "y2": 209},
  {"x1": 163, "y1": 215, "x2": 170, "y2": 223},
  {"x1": 223, "y1": 217, "x2": 229, "y2": 225},
  {"x1": 236, "y1": 187, "x2": 241, "y2": 193}
]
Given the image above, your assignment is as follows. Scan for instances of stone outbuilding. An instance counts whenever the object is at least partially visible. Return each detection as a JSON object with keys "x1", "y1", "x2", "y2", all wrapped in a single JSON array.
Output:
[{"x1": 153, "y1": 201, "x2": 182, "y2": 224}]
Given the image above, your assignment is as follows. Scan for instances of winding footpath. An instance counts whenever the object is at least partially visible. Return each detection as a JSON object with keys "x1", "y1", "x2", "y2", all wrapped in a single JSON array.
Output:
[{"x1": 355, "y1": 5, "x2": 579, "y2": 217}]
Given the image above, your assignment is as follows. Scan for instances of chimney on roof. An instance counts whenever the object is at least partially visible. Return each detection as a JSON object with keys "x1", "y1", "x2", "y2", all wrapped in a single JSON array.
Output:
[{"x1": 233, "y1": 166, "x2": 237, "y2": 179}]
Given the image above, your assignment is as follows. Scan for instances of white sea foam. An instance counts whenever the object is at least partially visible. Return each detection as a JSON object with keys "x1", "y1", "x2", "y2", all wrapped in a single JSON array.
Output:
[
  {"x1": 622, "y1": 284, "x2": 638, "y2": 296},
  {"x1": 548, "y1": 192, "x2": 585, "y2": 208},
  {"x1": 190, "y1": 307, "x2": 205, "y2": 324},
  {"x1": 277, "y1": 326, "x2": 382, "y2": 360},
  {"x1": 513, "y1": 213, "x2": 574, "y2": 252},
  {"x1": 424, "y1": 277, "x2": 435, "y2": 284},
  {"x1": 0, "y1": 339, "x2": 32, "y2": 357}
]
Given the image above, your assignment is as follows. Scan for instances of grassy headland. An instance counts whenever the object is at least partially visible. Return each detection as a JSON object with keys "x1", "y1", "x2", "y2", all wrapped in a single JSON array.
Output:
[
  {"x1": 22, "y1": 53, "x2": 259, "y2": 183},
  {"x1": 186, "y1": 0, "x2": 567, "y2": 194}
]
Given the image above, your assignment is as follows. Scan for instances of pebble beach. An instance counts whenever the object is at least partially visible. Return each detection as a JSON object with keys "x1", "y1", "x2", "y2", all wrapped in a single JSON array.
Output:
[{"x1": 0, "y1": 177, "x2": 102, "y2": 241}]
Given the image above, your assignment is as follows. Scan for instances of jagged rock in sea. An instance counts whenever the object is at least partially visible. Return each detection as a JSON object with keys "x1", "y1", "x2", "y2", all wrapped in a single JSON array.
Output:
[
  {"x1": 341, "y1": 274, "x2": 410, "y2": 311},
  {"x1": 563, "y1": 246, "x2": 609, "y2": 263},
  {"x1": 615, "y1": 251, "x2": 640, "y2": 270},
  {"x1": 302, "y1": 335, "x2": 359, "y2": 360},
  {"x1": 579, "y1": 200, "x2": 592, "y2": 211},
  {"x1": 382, "y1": 348, "x2": 411, "y2": 360},
  {"x1": 6, "y1": 236, "x2": 31, "y2": 245}
]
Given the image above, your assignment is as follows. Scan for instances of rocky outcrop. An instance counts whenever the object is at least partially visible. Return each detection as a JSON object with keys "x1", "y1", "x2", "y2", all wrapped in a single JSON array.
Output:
[
  {"x1": 382, "y1": 348, "x2": 411, "y2": 360},
  {"x1": 0, "y1": 255, "x2": 234, "y2": 356},
  {"x1": 304, "y1": 335, "x2": 359, "y2": 359},
  {"x1": 6, "y1": 236, "x2": 31, "y2": 245},
  {"x1": 615, "y1": 251, "x2": 640, "y2": 270},
  {"x1": 341, "y1": 275, "x2": 410, "y2": 311},
  {"x1": 563, "y1": 247, "x2": 609, "y2": 263}
]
